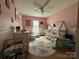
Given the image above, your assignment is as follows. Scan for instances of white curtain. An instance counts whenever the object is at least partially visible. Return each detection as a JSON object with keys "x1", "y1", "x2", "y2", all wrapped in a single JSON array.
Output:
[{"x1": 32, "y1": 20, "x2": 40, "y2": 35}]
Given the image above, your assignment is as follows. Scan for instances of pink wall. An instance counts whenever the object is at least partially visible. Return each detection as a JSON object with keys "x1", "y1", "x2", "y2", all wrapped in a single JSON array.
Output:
[
  {"x1": 47, "y1": 3, "x2": 78, "y2": 30},
  {"x1": 22, "y1": 15, "x2": 47, "y2": 31},
  {"x1": 0, "y1": 0, "x2": 16, "y2": 28},
  {"x1": 0, "y1": 0, "x2": 16, "y2": 51}
]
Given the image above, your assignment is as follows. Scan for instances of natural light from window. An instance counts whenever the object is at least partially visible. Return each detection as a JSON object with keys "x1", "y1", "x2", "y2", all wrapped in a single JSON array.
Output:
[{"x1": 32, "y1": 20, "x2": 40, "y2": 36}]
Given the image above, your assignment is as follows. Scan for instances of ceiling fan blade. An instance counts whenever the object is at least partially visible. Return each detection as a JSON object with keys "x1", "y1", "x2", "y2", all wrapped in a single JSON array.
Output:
[
  {"x1": 46, "y1": 5, "x2": 54, "y2": 9},
  {"x1": 42, "y1": 0, "x2": 50, "y2": 8},
  {"x1": 34, "y1": 1, "x2": 41, "y2": 8}
]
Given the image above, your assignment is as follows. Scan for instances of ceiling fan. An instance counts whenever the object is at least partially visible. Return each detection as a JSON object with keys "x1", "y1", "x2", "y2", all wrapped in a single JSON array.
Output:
[{"x1": 34, "y1": 0, "x2": 51, "y2": 14}]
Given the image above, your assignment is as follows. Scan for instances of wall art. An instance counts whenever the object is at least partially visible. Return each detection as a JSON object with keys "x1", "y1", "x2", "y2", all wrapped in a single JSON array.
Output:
[
  {"x1": 0, "y1": 4, "x2": 2, "y2": 14},
  {"x1": 11, "y1": 0, "x2": 14, "y2": 5},
  {"x1": 5, "y1": 0, "x2": 10, "y2": 9}
]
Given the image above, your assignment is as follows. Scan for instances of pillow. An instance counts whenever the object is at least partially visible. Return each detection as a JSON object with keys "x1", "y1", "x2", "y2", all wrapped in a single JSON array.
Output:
[{"x1": 15, "y1": 38, "x2": 22, "y2": 43}]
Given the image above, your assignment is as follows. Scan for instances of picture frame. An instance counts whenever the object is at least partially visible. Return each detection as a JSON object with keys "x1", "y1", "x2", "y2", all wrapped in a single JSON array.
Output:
[
  {"x1": 0, "y1": 4, "x2": 2, "y2": 14},
  {"x1": 5, "y1": 0, "x2": 10, "y2": 9},
  {"x1": 14, "y1": 7, "x2": 16, "y2": 21},
  {"x1": 25, "y1": 19, "x2": 31, "y2": 26},
  {"x1": 16, "y1": 10, "x2": 21, "y2": 21},
  {"x1": 15, "y1": 7, "x2": 21, "y2": 21},
  {"x1": 11, "y1": 17, "x2": 14, "y2": 23},
  {"x1": 11, "y1": 0, "x2": 14, "y2": 5}
]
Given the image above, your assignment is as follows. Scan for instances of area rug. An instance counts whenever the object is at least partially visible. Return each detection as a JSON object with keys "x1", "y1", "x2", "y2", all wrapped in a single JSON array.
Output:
[{"x1": 29, "y1": 38, "x2": 56, "y2": 57}]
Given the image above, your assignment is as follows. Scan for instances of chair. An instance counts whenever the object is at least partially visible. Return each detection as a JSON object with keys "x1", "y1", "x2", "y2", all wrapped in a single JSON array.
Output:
[{"x1": 63, "y1": 34, "x2": 75, "y2": 48}]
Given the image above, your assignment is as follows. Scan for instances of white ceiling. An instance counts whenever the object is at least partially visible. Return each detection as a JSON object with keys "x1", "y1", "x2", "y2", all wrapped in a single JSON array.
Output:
[{"x1": 16, "y1": 0, "x2": 78, "y2": 17}]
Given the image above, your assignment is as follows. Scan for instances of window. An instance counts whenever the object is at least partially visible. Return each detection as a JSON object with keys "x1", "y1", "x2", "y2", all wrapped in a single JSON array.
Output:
[{"x1": 32, "y1": 20, "x2": 40, "y2": 35}]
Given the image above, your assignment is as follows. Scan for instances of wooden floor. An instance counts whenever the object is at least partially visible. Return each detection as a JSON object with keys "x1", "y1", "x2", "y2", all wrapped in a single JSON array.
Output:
[{"x1": 26, "y1": 48, "x2": 75, "y2": 59}]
